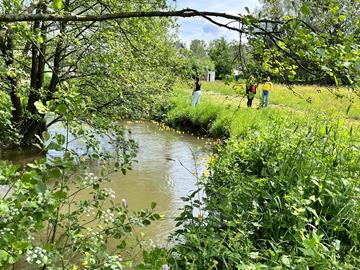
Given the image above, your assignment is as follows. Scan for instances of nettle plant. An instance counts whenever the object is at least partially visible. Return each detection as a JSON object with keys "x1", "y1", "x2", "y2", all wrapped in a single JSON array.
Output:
[
  {"x1": 171, "y1": 117, "x2": 360, "y2": 269},
  {"x1": 0, "y1": 125, "x2": 161, "y2": 269}
]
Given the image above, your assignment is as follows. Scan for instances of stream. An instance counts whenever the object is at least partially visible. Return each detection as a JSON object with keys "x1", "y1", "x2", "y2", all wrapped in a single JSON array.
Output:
[
  {"x1": 99, "y1": 121, "x2": 211, "y2": 244},
  {"x1": 3, "y1": 121, "x2": 212, "y2": 266}
]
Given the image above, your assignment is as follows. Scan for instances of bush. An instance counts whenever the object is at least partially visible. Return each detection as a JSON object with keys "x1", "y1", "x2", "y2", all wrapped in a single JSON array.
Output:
[
  {"x1": 170, "y1": 118, "x2": 360, "y2": 269},
  {"x1": 0, "y1": 130, "x2": 161, "y2": 269}
]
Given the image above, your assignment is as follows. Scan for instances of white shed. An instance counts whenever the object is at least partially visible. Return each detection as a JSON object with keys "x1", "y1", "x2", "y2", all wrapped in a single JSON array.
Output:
[{"x1": 205, "y1": 71, "x2": 216, "y2": 82}]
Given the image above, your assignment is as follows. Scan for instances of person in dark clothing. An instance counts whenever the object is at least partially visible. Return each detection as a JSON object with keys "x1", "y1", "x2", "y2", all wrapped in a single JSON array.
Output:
[
  {"x1": 192, "y1": 77, "x2": 201, "y2": 107},
  {"x1": 245, "y1": 77, "x2": 257, "y2": 108}
]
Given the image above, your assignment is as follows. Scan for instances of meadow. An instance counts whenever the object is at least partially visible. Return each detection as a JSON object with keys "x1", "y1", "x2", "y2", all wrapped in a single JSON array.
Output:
[
  {"x1": 201, "y1": 81, "x2": 359, "y2": 117},
  {"x1": 167, "y1": 80, "x2": 360, "y2": 139}
]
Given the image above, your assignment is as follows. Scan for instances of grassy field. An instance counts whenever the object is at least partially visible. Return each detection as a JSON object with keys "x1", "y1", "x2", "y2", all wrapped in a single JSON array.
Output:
[
  {"x1": 200, "y1": 81, "x2": 360, "y2": 118},
  {"x1": 167, "y1": 80, "x2": 359, "y2": 138}
]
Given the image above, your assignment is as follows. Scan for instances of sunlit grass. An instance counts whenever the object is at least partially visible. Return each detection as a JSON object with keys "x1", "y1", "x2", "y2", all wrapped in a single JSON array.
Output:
[
  {"x1": 168, "y1": 81, "x2": 360, "y2": 138},
  {"x1": 169, "y1": 82, "x2": 306, "y2": 138},
  {"x1": 198, "y1": 81, "x2": 360, "y2": 119}
]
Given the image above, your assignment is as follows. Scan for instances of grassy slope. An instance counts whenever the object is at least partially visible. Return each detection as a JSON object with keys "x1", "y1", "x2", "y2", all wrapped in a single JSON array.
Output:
[{"x1": 167, "y1": 81, "x2": 358, "y2": 138}]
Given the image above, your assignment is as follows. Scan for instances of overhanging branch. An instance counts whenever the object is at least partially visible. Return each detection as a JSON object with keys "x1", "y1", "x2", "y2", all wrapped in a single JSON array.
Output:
[{"x1": 0, "y1": 8, "x2": 281, "y2": 26}]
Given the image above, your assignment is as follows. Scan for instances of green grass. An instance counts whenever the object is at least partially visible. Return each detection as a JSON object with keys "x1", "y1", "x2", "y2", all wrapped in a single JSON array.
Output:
[
  {"x1": 170, "y1": 116, "x2": 360, "y2": 269},
  {"x1": 167, "y1": 81, "x2": 360, "y2": 138},
  {"x1": 199, "y1": 81, "x2": 360, "y2": 119},
  {"x1": 167, "y1": 82, "x2": 307, "y2": 138},
  {"x1": 167, "y1": 80, "x2": 360, "y2": 269},
  {"x1": 268, "y1": 84, "x2": 360, "y2": 119}
]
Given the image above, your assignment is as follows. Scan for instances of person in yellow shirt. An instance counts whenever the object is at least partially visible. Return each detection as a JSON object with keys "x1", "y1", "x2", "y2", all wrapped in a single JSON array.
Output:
[{"x1": 261, "y1": 76, "x2": 273, "y2": 107}]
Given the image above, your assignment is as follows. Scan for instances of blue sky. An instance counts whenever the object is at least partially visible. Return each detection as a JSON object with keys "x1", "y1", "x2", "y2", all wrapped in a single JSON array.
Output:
[{"x1": 172, "y1": 0, "x2": 260, "y2": 45}]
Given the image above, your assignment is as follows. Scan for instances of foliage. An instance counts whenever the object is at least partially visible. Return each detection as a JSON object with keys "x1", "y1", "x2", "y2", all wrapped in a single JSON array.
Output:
[
  {"x1": 208, "y1": 38, "x2": 235, "y2": 79},
  {"x1": 176, "y1": 37, "x2": 239, "y2": 80},
  {"x1": 0, "y1": 91, "x2": 18, "y2": 147},
  {"x1": 176, "y1": 40, "x2": 215, "y2": 79},
  {"x1": 0, "y1": 0, "x2": 179, "y2": 146},
  {"x1": 0, "y1": 125, "x2": 161, "y2": 269},
  {"x1": 1, "y1": 1, "x2": 360, "y2": 269},
  {"x1": 190, "y1": 40, "x2": 208, "y2": 59},
  {"x1": 245, "y1": 0, "x2": 360, "y2": 86},
  {"x1": 166, "y1": 82, "x2": 305, "y2": 138},
  {"x1": 170, "y1": 117, "x2": 360, "y2": 269}
]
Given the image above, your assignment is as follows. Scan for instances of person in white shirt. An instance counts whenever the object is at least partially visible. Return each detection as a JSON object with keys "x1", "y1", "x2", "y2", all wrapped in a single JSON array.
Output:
[{"x1": 192, "y1": 77, "x2": 202, "y2": 107}]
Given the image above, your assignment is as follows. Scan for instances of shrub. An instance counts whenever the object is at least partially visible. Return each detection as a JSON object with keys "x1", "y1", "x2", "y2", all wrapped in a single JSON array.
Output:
[
  {"x1": 0, "y1": 130, "x2": 160, "y2": 269},
  {"x1": 170, "y1": 118, "x2": 360, "y2": 269}
]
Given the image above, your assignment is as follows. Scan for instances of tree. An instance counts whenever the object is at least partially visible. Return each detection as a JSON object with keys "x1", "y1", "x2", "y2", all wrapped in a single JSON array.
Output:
[
  {"x1": 0, "y1": 1, "x2": 359, "y2": 268},
  {"x1": 187, "y1": 39, "x2": 215, "y2": 77},
  {"x1": 0, "y1": 0, "x2": 359, "y2": 148},
  {"x1": 208, "y1": 37, "x2": 234, "y2": 79},
  {"x1": 0, "y1": 0, "x2": 179, "y2": 147},
  {"x1": 189, "y1": 39, "x2": 207, "y2": 59},
  {"x1": 248, "y1": 0, "x2": 360, "y2": 84}
]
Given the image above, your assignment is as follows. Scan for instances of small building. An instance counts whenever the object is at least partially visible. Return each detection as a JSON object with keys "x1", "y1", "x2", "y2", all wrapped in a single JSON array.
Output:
[{"x1": 205, "y1": 71, "x2": 216, "y2": 82}]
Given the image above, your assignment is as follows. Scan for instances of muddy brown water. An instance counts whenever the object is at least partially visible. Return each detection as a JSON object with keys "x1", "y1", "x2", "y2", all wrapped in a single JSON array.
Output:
[{"x1": 3, "y1": 121, "x2": 212, "y2": 267}]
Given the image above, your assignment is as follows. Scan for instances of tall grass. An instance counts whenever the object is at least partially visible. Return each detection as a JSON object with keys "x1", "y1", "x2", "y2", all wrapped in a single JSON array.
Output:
[
  {"x1": 163, "y1": 81, "x2": 360, "y2": 269},
  {"x1": 199, "y1": 81, "x2": 360, "y2": 119},
  {"x1": 167, "y1": 82, "x2": 307, "y2": 138}
]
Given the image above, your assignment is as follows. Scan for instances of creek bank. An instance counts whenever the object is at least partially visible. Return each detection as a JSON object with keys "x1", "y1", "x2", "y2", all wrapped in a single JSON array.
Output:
[{"x1": 162, "y1": 90, "x2": 300, "y2": 140}]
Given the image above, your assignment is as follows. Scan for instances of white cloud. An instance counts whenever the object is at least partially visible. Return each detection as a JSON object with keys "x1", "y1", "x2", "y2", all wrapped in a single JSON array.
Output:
[{"x1": 173, "y1": 0, "x2": 260, "y2": 43}]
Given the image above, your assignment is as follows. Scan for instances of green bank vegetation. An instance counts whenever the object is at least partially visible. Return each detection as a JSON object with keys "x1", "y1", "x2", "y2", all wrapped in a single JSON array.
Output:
[
  {"x1": 163, "y1": 81, "x2": 360, "y2": 269},
  {"x1": 167, "y1": 81, "x2": 359, "y2": 139},
  {"x1": 170, "y1": 117, "x2": 360, "y2": 269},
  {"x1": 0, "y1": 0, "x2": 359, "y2": 269}
]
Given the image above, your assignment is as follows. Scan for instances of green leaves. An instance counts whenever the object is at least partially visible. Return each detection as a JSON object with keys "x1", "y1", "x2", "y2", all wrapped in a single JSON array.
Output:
[
  {"x1": 0, "y1": 202, "x2": 9, "y2": 214},
  {"x1": 150, "y1": 201, "x2": 157, "y2": 209},
  {"x1": 0, "y1": 250, "x2": 10, "y2": 264},
  {"x1": 171, "y1": 118, "x2": 360, "y2": 268},
  {"x1": 35, "y1": 182, "x2": 47, "y2": 194},
  {"x1": 300, "y1": 3, "x2": 310, "y2": 15},
  {"x1": 249, "y1": 0, "x2": 360, "y2": 86},
  {"x1": 37, "y1": 34, "x2": 44, "y2": 43},
  {"x1": 34, "y1": 100, "x2": 48, "y2": 114},
  {"x1": 53, "y1": 0, "x2": 63, "y2": 9},
  {"x1": 338, "y1": 14, "x2": 346, "y2": 22},
  {"x1": 0, "y1": 131, "x2": 160, "y2": 268}
]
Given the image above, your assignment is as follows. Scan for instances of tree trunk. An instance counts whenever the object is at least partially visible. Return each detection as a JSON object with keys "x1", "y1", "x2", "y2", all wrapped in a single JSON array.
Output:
[
  {"x1": 26, "y1": 20, "x2": 40, "y2": 114},
  {"x1": 0, "y1": 27, "x2": 22, "y2": 123},
  {"x1": 22, "y1": 7, "x2": 49, "y2": 146},
  {"x1": 8, "y1": 77, "x2": 22, "y2": 123},
  {"x1": 20, "y1": 9, "x2": 69, "y2": 145},
  {"x1": 47, "y1": 1, "x2": 69, "y2": 99},
  {"x1": 21, "y1": 120, "x2": 47, "y2": 146}
]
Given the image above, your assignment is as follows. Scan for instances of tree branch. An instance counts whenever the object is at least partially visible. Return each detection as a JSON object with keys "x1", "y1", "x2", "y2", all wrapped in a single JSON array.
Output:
[{"x1": 0, "y1": 9, "x2": 281, "y2": 27}]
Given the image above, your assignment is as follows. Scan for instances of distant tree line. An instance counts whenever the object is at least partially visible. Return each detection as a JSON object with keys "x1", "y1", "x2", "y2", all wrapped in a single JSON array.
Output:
[
  {"x1": 180, "y1": 0, "x2": 360, "y2": 85},
  {"x1": 177, "y1": 37, "x2": 240, "y2": 80}
]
